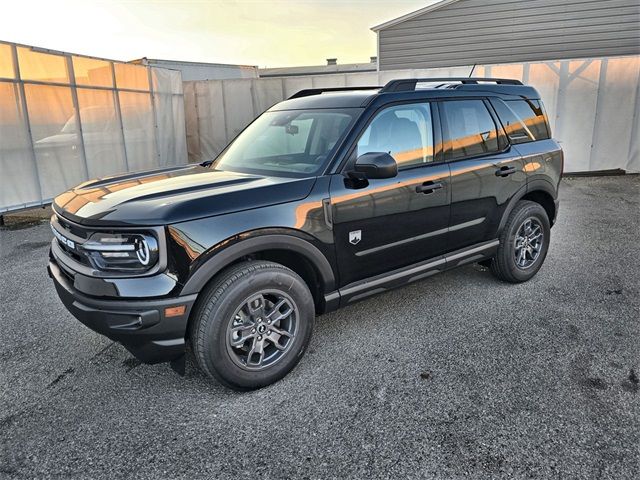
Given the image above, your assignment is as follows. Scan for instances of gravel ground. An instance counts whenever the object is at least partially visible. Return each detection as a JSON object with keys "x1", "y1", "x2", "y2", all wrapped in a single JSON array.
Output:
[{"x1": 1, "y1": 176, "x2": 639, "y2": 479}]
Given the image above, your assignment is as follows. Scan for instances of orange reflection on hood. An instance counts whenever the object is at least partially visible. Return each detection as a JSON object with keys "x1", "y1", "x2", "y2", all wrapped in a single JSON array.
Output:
[{"x1": 54, "y1": 173, "x2": 172, "y2": 214}]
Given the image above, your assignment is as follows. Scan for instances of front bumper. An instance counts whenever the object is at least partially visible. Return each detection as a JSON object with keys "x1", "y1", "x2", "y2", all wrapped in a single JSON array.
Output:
[{"x1": 48, "y1": 260, "x2": 197, "y2": 364}]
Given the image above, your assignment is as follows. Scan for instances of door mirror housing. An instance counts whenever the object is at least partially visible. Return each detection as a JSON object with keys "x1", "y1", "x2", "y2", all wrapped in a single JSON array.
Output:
[{"x1": 353, "y1": 152, "x2": 398, "y2": 179}]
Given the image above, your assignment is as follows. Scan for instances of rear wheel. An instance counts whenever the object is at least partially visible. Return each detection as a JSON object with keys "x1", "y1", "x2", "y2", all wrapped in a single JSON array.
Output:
[
  {"x1": 489, "y1": 200, "x2": 550, "y2": 283},
  {"x1": 190, "y1": 261, "x2": 314, "y2": 390}
]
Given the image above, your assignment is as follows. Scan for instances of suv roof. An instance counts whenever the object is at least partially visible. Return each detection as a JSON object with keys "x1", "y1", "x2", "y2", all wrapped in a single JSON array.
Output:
[{"x1": 271, "y1": 77, "x2": 540, "y2": 111}]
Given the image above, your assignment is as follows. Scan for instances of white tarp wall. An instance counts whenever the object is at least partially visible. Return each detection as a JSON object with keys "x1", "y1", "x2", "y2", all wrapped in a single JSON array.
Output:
[
  {"x1": 0, "y1": 42, "x2": 187, "y2": 213},
  {"x1": 185, "y1": 55, "x2": 640, "y2": 174}
]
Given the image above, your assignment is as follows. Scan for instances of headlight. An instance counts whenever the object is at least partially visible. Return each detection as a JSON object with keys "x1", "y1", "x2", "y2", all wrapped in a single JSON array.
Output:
[{"x1": 81, "y1": 232, "x2": 159, "y2": 273}]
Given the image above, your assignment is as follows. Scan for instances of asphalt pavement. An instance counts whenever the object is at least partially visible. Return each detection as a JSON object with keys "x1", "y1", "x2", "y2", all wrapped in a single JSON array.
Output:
[{"x1": 1, "y1": 175, "x2": 639, "y2": 479}]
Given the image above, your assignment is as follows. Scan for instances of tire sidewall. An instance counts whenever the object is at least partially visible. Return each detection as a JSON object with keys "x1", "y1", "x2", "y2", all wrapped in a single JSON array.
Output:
[{"x1": 200, "y1": 266, "x2": 314, "y2": 389}]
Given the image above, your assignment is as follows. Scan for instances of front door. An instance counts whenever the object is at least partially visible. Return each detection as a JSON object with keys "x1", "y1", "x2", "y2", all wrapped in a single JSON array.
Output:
[{"x1": 330, "y1": 102, "x2": 451, "y2": 287}]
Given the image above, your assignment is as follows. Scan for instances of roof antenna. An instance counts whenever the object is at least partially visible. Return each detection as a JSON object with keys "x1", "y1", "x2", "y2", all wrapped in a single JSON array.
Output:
[{"x1": 468, "y1": 63, "x2": 476, "y2": 78}]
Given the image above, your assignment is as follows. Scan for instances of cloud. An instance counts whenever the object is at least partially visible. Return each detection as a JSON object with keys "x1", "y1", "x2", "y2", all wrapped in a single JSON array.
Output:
[{"x1": 1, "y1": 0, "x2": 430, "y2": 66}]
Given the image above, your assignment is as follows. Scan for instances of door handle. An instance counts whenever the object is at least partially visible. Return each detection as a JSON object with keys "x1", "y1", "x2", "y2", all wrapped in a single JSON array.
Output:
[
  {"x1": 495, "y1": 166, "x2": 516, "y2": 177},
  {"x1": 415, "y1": 181, "x2": 443, "y2": 194}
]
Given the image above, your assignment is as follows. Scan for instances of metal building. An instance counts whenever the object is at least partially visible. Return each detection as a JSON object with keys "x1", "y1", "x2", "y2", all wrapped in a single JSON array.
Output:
[
  {"x1": 130, "y1": 58, "x2": 258, "y2": 81},
  {"x1": 0, "y1": 42, "x2": 187, "y2": 214},
  {"x1": 259, "y1": 58, "x2": 378, "y2": 77},
  {"x1": 373, "y1": 0, "x2": 640, "y2": 70}
]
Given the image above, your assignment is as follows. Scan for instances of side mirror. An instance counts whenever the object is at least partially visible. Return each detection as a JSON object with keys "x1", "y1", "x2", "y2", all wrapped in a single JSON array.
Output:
[{"x1": 353, "y1": 152, "x2": 398, "y2": 179}]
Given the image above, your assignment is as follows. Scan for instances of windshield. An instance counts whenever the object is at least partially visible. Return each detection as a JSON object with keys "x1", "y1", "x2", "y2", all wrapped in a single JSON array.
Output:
[{"x1": 213, "y1": 109, "x2": 359, "y2": 177}]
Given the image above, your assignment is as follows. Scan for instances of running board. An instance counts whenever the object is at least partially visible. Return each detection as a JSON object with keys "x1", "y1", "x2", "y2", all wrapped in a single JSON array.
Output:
[{"x1": 339, "y1": 239, "x2": 499, "y2": 305}]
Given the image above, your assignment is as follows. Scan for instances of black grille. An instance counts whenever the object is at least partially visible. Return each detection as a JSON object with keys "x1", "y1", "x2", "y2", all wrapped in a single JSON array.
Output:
[
  {"x1": 56, "y1": 216, "x2": 89, "y2": 240},
  {"x1": 52, "y1": 214, "x2": 93, "y2": 268},
  {"x1": 59, "y1": 240, "x2": 90, "y2": 266}
]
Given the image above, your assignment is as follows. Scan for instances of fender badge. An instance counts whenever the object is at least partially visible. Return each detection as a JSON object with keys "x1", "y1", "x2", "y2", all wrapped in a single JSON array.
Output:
[{"x1": 349, "y1": 230, "x2": 361, "y2": 245}]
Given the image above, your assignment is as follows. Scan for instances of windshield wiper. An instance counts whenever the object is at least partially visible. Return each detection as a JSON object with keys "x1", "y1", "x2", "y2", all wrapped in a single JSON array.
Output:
[{"x1": 200, "y1": 159, "x2": 214, "y2": 167}]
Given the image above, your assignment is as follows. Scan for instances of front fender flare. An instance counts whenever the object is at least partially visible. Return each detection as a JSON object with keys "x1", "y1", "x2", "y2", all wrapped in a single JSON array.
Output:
[{"x1": 180, "y1": 233, "x2": 336, "y2": 296}]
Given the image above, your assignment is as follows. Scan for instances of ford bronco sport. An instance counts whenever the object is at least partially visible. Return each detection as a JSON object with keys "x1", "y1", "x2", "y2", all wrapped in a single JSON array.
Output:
[{"x1": 48, "y1": 78, "x2": 563, "y2": 390}]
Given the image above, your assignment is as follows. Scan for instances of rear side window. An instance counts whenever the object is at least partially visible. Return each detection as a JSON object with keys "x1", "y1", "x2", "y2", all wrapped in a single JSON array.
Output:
[
  {"x1": 441, "y1": 100, "x2": 500, "y2": 161},
  {"x1": 497, "y1": 99, "x2": 551, "y2": 143},
  {"x1": 490, "y1": 99, "x2": 531, "y2": 144}
]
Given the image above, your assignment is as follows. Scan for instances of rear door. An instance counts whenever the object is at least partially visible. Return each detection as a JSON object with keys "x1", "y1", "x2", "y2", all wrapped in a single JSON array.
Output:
[
  {"x1": 330, "y1": 101, "x2": 451, "y2": 287},
  {"x1": 442, "y1": 98, "x2": 526, "y2": 251}
]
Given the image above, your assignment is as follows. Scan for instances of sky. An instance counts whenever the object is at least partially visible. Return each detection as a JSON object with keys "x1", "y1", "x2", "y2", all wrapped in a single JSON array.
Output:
[{"x1": 0, "y1": 0, "x2": 436, "y2": 67}]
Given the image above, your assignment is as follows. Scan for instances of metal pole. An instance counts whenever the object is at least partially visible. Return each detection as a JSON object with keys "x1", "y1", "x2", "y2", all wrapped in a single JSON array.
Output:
[
  {"x1": 220, "y1": 81, "x2": 230, "y2": 144},
  {"x1": 12, "y1": 44, "x2": 44, "y2": 204},
  {"x1": 193, "y1": 82, "x2": 203, "y2": 160},
  {"x1": 589, "y1": 59, "x2": 608, "y2": 171},
  {"x1": 522, "y1": 63, "x2": 530, "y2": 84},
  {"x1": 111, "y1": 62, "x2": 130, "y2": 172},
  {"x1": 67, "y1": 55, "x2": 90, "y2": 180},
  {"x1": 147, "y1": 66, "x2": 162, "y2": 165}
]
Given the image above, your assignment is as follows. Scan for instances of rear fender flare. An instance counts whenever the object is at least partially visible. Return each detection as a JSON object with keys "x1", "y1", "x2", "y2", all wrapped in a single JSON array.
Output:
[{"x1": 498, "y1": 179, "x2": 557, "y2": 234}]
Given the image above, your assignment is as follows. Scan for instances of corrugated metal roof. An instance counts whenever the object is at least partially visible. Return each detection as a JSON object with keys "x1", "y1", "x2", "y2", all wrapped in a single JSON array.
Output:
[
  {"x1": 259, "y1": 63, "x2": 377, "y2": 77},
  {"x1": 130, "y1": 58, "x2": 258, "y2": 69},
  {"x1": 374, "y1": 0, "x2": 640, "y2": 70},
  {"x1": 371, "y1": 0, "x2": 462, "y2": 31}
]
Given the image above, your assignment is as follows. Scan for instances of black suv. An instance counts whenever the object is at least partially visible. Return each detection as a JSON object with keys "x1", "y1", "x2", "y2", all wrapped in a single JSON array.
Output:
[{"x1": 49, "y1": 78, "x2": 563, "y2": 390}]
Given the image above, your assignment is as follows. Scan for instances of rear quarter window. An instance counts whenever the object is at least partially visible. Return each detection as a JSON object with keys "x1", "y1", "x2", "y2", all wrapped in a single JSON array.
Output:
[{"x1": 493, "y1": 99, "x2": 551, "y2": 143}]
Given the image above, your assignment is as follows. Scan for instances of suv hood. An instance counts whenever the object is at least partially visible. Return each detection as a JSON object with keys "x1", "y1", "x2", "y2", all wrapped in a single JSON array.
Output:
[{"x1": 53, "y1": 165, "x2": 316, "y2": 226}]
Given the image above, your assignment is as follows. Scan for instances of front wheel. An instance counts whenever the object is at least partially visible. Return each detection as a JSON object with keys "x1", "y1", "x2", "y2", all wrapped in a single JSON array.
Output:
[
  {"x1": 189, "y1": 261, "x2": 314, "y2": 390},
  {"x1": 489, "y1": 200, "x2": 551, "y2": 283}
]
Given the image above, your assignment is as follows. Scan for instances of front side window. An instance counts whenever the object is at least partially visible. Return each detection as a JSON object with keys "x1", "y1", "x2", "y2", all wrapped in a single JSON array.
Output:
[
  {"x1": 214, "y1": 109, "x2": 357, "y2": 177},
  {"x1": 441, "y1": 100, "x2": 500, "y2": 161},
  {"x1": 357, "y1": 103, "x2": 434, "y2": 169}
]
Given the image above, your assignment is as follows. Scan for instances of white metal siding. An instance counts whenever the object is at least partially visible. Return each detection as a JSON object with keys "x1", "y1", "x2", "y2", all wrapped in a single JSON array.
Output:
[
  {"x1": 377, "y1": 0, "x2": 640, "y2": 70},
  {"x1": 146, "y1": 60, "x2": 258, "y2": 81},
  {"x1": 0, "y1": 42, "x2": 188, "y2": 213},
  {"x1": 183, "y1": 55, "x2": 640, "y2": 174}
]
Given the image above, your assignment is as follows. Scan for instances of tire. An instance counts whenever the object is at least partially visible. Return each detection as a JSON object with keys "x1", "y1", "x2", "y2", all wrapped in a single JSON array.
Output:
[
  {"x1": 189, "y1": 260, "x2": 314, "y2": 391},
  {"x1": 489, "y1": 200, "x2": 550, "y2": 283}
]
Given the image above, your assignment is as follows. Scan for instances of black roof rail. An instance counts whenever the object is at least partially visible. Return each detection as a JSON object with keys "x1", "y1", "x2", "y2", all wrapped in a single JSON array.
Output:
[
  {"x1": 380, "y1": 77, "x2": 523, "y2": 93},
  {"x1": 288, "y1": 86, "x2": 381, "y2": 99}
]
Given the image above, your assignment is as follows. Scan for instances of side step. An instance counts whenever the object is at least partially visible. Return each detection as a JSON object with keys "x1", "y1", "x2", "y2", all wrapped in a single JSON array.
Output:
[{"x1": 339, "y1": 239, "x2": 499, "y2": 305}]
